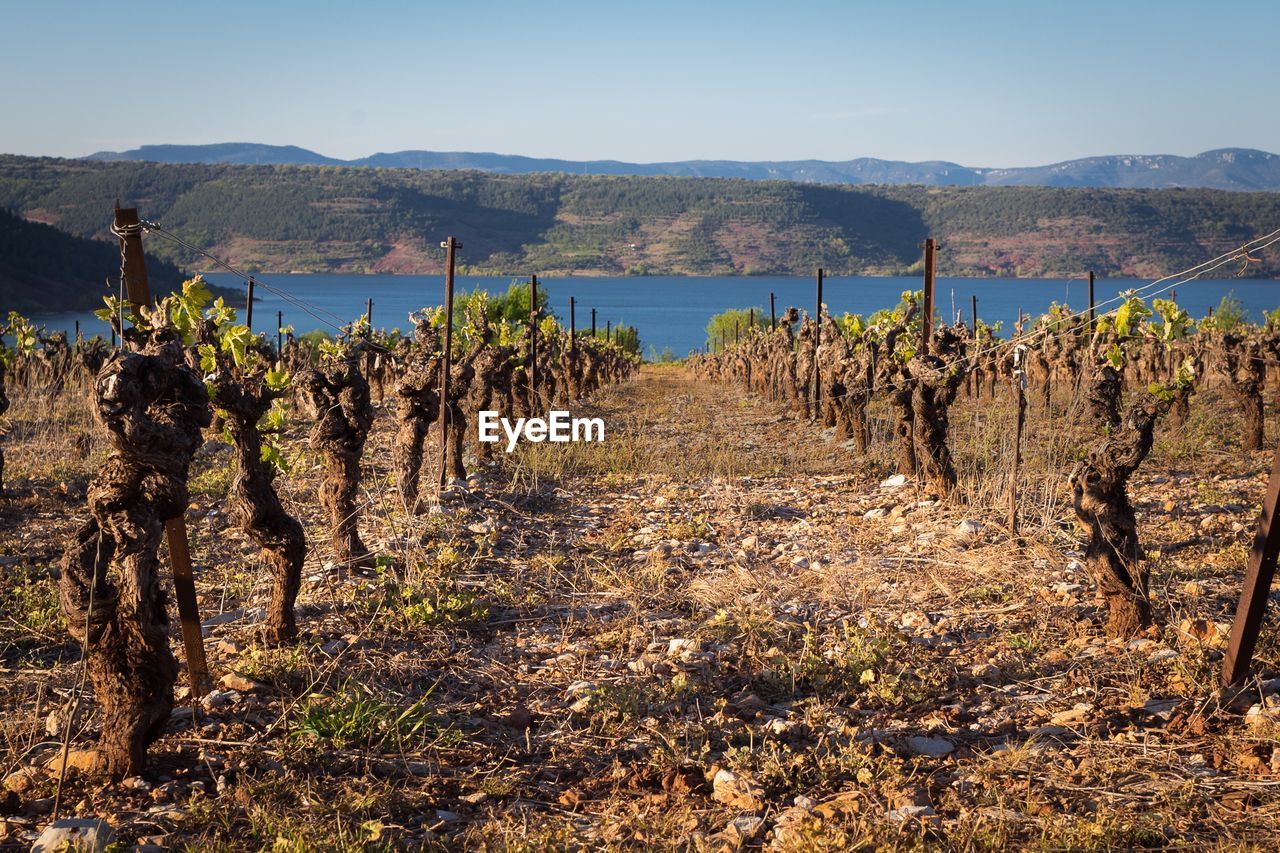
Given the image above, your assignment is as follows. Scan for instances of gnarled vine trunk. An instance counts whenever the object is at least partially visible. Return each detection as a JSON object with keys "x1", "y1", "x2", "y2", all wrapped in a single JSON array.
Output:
[
  {"x1": 880, "y1": 304, "x2": 919, "y2": 479},
  {"x1": 209, "y1": 359, "x2": 305, "y2": 644},
  {"x1": 0, "y1": 357, "x2": 8, "y2": 493},
  {"x1": 394, "y1": 321, "x2": 442, "y2": 511},
  {"x1": 1070, "y1": 368, "x2": 1191, "y2": 638},
  {"x1": 908, "y1": 328, "x2": 968, "y2": 499},
  {"x1": 1218, "y1": 334, "x2": 1265, "y2": 452},
  {"x1": 1085, "y1": 364, "x2": 1123, "y2": 436},
  {"x1": 298, "y1": 350, "x2": 375, "y2": 571},
  {"x1": 890, "y1": 383, "x2": 917, "y2": 478},
  {"x1": 58, "y1": 325, "x2": 210, "y2": 777}
]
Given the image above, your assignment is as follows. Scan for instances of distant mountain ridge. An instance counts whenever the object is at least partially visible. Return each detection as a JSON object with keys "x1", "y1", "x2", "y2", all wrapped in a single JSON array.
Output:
[{"x1": 80, "y1": 143, "x2": 1280, "y2": 191}]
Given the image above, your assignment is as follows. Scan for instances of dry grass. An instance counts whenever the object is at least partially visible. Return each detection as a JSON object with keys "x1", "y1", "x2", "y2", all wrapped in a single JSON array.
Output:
[{"x1": 1, "y1": 364, "x2": 1279, "y2": 848}]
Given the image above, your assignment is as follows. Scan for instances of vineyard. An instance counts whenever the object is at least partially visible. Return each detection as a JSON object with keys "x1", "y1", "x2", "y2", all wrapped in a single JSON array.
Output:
[{"x1": 2, "y1": 215, "x2": 1280, "y2": 849}]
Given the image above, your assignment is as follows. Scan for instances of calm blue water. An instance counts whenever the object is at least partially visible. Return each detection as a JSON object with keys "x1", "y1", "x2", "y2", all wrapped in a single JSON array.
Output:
[{"x1": 28, "y1": 274, "x2": 1280, "y2": 358}]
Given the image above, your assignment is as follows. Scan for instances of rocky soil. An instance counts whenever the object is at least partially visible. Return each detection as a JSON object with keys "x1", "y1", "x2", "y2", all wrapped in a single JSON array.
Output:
[{"x1": 2, "y1": 365, "x2": 1279, "y2": 849}]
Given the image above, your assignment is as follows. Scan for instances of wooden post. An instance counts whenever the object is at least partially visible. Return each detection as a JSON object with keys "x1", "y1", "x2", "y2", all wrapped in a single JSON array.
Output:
[
  {"x1": 921, "y1": 238, "x2": 936, "y2": 355},
  {"x1": 276, "y1": 310, "x2": 283, "y2": 357},
  {"x1": 112, "y1": 206, "x2": 210, "y2": 697},
  {"x1": 1008, "y1": 346, "x2": 1027, "y2": 535},
  {"x1": 606, "y1": 319, "x2": 611, "y2": 343},
  {"x1": 569, "y1": 297, "x2": 576, "y2": 359},
  {"x1": 1087, "y1": 271, "x2": 1096, "y2": 335},
  {"x1": 115, "y1": 207, "x2": 151, "y2": 308},
  {"x1": 438, "y1": 236, "x2": 459, "y2": 490},
  {"x1": 591, "y1": 308, "x2": 597, "y2": 338},
  {"x1": 814, "y1": 268, "x2": 824, "y2": 416},
  {"x1": 529, "y1": 275, "x2": 538, "y2": 404},
  {"x1": 363, "y1": 296, "x2": 375, "y2": 378},
  {"x1": 164, "y1": 522, "x2": 207, "y2": 694},
  {"x1": 245, "y1": 276, "x2": 255, "y2": 332},
  {"x1": 770, "y1": 292, "x2": 776, "y2": 329},
  {"x1": 816, "y1": 268, "x2": 824, "y2": 328},
  {"x1": 972, "y1": 292, "x2": 982, "y2": 401},
  {"x1": 749, "y1": 308, "x2": 755, "y2": 332},
  {"x1": 1222, "y1": 443, "x2": 1280, "y2": 685}
]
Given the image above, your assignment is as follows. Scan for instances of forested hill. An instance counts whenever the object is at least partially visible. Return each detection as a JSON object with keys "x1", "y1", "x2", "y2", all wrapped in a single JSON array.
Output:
[
  {"x1": 0, "y1": 206, "x2": 191, "y2": 314},
  {"x1": 3, "y1": 155, "x2": 1280, "y2": 280}
]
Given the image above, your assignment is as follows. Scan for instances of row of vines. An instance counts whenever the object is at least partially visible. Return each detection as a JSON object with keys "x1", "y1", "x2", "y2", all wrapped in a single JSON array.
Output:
[
  {"x1": 0, "y1": 278, "x2": 639, "y2": 778},
  {"x1": 693, "y1": 290, "x2": 1278, "y2": 639}
]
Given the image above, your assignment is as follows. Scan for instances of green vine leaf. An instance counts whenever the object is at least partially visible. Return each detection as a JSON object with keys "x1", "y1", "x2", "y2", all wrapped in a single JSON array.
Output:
[
  {"x1": 265, "y1": 367, "x2": 290, "y2": 392},
  {"x1": 197, "y1": 343, "x2": 218, "y2": 374}
]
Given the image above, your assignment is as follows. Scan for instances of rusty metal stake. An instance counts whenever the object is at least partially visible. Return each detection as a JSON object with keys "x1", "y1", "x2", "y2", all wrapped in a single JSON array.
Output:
[
  {"x1": 364, "y1": 296, "x2": 375, "y2": 378},
  {"x1": 813, "y1": 268, "x2": 824, "y2": 417},
  {"x1": 438, "y1": 236, "x2": 459, "y2": 491},
  {"x1": 245, "y1": 276, "x2": 255, "y2": 332},
  {"x1": 972, "y1": 294, "x2": 981, "y2": 400},
  {"x1": 1008, "y1": 345, "x2": 1027, "y2": 535},
  {"x1": 113, "y1": 206, "x2": 210, "y2": 697},
  {"x1": 165, "y1": 519, "x2": 208, "y2": 694},
  {"x1": 1088, "y1": 270, "x2": 1096, "y2": 336},
  {"x1": 529, "y1": 274, "x2": 539, "y2": 406},
  {"x1": 1222, "y1": 442, "x2": 1280, "y2": 685},
  {"x1": 921, "y1": 239, "x2": 935, "y2": 355}
]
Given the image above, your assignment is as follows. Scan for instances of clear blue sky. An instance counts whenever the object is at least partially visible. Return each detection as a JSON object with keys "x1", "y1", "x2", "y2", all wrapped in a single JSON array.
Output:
[{"x1": 1, "y1": 0, "x2": 1273, "y2": 166}]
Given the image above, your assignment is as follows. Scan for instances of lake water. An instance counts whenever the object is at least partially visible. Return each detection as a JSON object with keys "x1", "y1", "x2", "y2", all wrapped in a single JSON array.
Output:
[{"x1": 29, "y1": 273, "x2": 1280, "y2": 358}]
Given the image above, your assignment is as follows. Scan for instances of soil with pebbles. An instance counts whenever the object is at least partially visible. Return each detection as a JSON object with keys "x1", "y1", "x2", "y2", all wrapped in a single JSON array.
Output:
[{"x1": 2, "y1": 365, "x2": 1279, "y2": 849}]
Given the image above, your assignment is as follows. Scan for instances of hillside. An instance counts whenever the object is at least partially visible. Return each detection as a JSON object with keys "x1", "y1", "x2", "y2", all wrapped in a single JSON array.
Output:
[
  {"x1": 0, "y1": 206, "x2": 196, "y2": 314},
  {"x1": 81, "y1": 143, "x2": 1280, "y2": 191},
  {"x1": 3, "y1": 156, "x2": 1280, "y2": 279}
]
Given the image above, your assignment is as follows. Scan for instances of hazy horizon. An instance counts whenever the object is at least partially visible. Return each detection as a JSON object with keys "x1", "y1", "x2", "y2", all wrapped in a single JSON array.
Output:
[{"x1": 65, "y1": 141, "x2": 1278, "y2": 170}]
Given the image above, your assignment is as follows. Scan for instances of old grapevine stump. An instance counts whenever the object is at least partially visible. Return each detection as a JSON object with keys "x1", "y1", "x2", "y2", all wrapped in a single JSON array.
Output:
[
  {"x1": 207, "y1": 338, "x2": 305, "y2": 644},
  {"x1": 908, "y1": 326, "x2": 969, "y2": 499},
  {"x1": 298, "y1": 343, "x2": 375, "y2": 571},
  {"x1": 0, "y1": 356, "x2": 8, "y2": 493},
  {"x1": 1218, "y1": 333, "x2": 1265, "y2": 452},
  {"x1": 1070, "y1": 372, "x2": 1192, "y2": 638},
  {"x1": 394, "y1": 317, "x2": 443, "y2": 511},
  {"x1": 59, "y1": 318, "x2": 209, "y2": 777}
]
